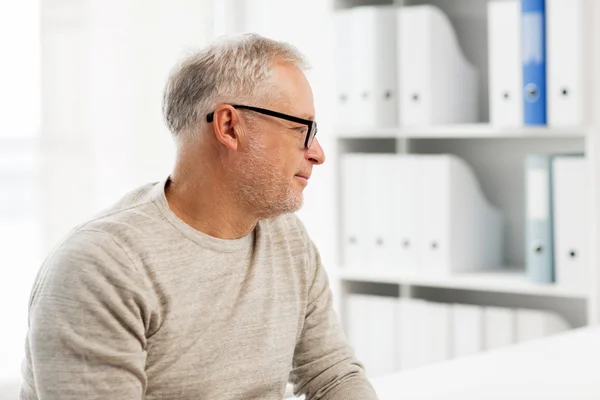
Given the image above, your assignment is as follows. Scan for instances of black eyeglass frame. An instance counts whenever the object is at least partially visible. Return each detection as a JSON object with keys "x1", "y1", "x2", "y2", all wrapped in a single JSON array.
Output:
[{"x1": 206, "y1": 104, "x2": 317, "y2": 149}]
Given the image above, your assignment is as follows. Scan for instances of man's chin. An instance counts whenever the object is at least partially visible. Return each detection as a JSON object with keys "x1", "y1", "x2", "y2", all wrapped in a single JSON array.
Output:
[{"x1": 257, "y1": 196, "x2": 303, "y2": 220}]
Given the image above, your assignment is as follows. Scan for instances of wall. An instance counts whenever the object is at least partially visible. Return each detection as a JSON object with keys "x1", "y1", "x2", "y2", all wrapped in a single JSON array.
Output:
[
  {"x1": 0, "y1": 0, "x2": 215, "y2": 382},
  {"x1": 41, "y1": 0, "x2": 214, "y2": 252}
]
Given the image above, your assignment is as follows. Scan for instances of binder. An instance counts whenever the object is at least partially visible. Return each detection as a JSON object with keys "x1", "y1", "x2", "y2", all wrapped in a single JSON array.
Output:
[
  {"x1": 416, "y1": 155, "x2": 503, "y2": 274},
  {"x1": 365, "y1": 155, "x2": 398, "y2": 268},
  {"x1": 340, "y1": 154, "x2": 367, "y2": 268},
  {"x1": 423, "y1": 301, "x2": 452, "y2": 364},
  {"x1": 483, "y1": 306, "x2": 516, "y2": 350},
  {"x1": 365, "y1": 295, "x2": 397, "y2": 377},
  {"x1": 452, "y1": 304, "x2": 484, "y2": 358},
  {"x1": 396, "y1": 299, "x2": 451, "y2": 370},
  {"x1": 547, "y1": 0, "x2": 585, "y2": 126},
  {"x1": 346, "y1": 294, "x2": 396, "y2": 377},
  {"x1": 346, "y1": 294, "x2": 371, "y2": 372},
  {"x1": 521, "y1": 0, "x2": 547, "y2": 125},
  {"x1": 352, "y1": 6, "x2": 398, "y2": 128},
  {"x1": 525, "y1": 154, "x2": 554, "y2": 283},
  {"x1": 488, "y1": 0, "x2": 523, "y2": 126},
  {"x1": 333, "y1": 9, "x2": 357, "y2": 127},
  {"x1": 516, "y1": 308, "x2": 570, "y2": 342},
  {"x1": 417, "y1": 156, "x2": 451, "y2": 273},
  {"x1": 396, "y1": 299, "x2": 428, "y2": 370},
  {"x1": 342, "y1": 154, "x2": 503, "y2": 274},
  {"x1": 552, "y1": 156, "x2": 587, "y2": 291},
  {"x1": 397, "y1": 5, "x2": 479, "y2": 126},
  {"x1": 393, "y1": 155, "x2": 420, "y2": 271}
]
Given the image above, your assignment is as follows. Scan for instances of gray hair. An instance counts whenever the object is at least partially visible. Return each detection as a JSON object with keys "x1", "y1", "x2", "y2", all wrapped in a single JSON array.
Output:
[{"x1": 162, "y1": 33, "x2": 309, "y2": 139}]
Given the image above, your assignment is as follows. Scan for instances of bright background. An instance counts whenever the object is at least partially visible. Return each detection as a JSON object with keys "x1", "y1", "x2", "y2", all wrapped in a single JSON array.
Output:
[{"x1": 0, "y1": 0, "x2": 340, "y2": 382}]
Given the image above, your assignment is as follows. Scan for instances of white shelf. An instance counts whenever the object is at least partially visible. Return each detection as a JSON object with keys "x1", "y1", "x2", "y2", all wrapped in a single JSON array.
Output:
[
  {"x1": 335, "y1": 123, "x2": 588, "y2": 139},
  {"x1": 336, "y1": 267, "x2": 588, "y2": 299}
]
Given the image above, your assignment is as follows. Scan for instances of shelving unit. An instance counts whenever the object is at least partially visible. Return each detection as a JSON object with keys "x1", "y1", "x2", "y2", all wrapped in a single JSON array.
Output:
[
  {"x1": 332, "y1": 0, "x2": 600, "y2": 360},
  {"x1": 335, "y1": 267, "x2": 588, "y2": 299},
  {"x1": 335, "y1": 124, "x2": 589, "y2": 139}
]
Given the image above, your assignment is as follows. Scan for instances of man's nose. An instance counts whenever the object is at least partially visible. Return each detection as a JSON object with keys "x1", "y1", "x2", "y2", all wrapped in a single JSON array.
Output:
[{"x1": 306, "y1": 138, "x2": 325, "y2": 165}]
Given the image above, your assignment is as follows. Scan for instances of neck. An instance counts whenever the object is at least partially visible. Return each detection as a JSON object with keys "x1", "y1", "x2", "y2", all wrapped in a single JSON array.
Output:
[{"x1": 165, "y1": 162, "x2": 258, "y2": 240}]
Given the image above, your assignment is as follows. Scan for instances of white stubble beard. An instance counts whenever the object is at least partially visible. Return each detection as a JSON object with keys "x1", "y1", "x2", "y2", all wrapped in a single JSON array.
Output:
[{"x1": 234, "y1": 137, "x2": 303, "y2": 220}]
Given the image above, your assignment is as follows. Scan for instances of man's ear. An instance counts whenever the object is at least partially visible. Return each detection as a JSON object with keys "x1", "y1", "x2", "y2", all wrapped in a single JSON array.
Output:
[{"x1": 212, "y1": 104, "x2": 243, "y2": 151}]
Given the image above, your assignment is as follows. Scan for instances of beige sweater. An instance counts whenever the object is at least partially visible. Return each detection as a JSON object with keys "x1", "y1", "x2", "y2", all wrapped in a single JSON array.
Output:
[{"x1": 20, "y1": 179, "x2": 377, "y2": 400}]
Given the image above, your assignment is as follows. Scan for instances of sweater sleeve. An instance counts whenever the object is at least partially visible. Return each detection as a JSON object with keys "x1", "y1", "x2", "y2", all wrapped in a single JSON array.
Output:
[
  {"x1": 20, "y1": 229, "x2": 153, "y2": 400},
  {"x1": 289, "y1": 239, "x2": 378, "y2": 400}
]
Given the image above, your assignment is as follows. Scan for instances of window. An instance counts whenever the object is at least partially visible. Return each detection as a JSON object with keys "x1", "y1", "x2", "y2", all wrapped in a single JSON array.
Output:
[{"x1": 0, "y1": 0, "x2": 42, "y2": 380}]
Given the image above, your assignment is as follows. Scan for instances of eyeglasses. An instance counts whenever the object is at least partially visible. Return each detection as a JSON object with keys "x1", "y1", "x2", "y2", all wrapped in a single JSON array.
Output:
[{"x1": 206, "y1": 104, "x2": 318, "y2": 149}]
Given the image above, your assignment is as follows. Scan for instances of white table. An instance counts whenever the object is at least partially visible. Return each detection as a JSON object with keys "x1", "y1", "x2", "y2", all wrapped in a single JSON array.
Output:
[{"x1": 370, "y1": 325, "x2": 600, "y2": 399}]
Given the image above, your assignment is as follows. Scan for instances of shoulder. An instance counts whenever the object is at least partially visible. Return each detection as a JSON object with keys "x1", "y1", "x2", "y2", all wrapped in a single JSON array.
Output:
[
  {"x1": 39, "y1": 228, "x2": 140, "y2": 283},
  {"x1": 32, "y1": 183, "x2": 166, "y2": 298},
  {"x1": 50, "y1": 228, "x2": 135, "y2": 264},
  {"x1": 49, "y1": 181, "x2": 167, "y2": 256},
  {"x1": 28, "y1": 227, "x2": 145, "y2": 314},
  {"x1": 83, "y1": 181, "x2": 162, "y2": 232}
]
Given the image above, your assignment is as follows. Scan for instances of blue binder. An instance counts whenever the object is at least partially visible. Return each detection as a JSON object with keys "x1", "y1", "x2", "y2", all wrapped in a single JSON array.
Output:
[
  {"x1": 525, "y1": 154, "x2": 554, "y2": 283},
  {"x1": 522, "y1": 0, "x2": 547, "y2": 125}
]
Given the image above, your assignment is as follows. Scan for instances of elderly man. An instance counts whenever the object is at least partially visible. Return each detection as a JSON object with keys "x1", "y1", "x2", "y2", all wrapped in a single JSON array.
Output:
[{"x1": 20, "y1": 33, "x2": 378, "y2": 400}]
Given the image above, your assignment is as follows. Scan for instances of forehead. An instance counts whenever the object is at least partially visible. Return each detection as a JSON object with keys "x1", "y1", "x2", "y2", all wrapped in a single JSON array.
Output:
[{"x1": 268, "y1": 62, "x2": 315, "y2": 119}]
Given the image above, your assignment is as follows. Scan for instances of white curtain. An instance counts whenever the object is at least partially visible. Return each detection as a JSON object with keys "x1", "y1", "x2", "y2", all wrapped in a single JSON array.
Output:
[
  {"x1": 0, "y1": 0, "x2": 41, "y2": 383},
  {"x1": 0, "y1": 0, "x2": 214, "y2": 382},
  {"x1": 41, "y1": 0, "x2": 214, "y2": 253}
]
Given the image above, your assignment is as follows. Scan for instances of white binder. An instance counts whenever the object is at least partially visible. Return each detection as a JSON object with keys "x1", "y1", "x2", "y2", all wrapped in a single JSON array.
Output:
[
  {"x1": 488, "y1": 0, "x2": 523, "y2": 126},
  {"x1": 346, "y1": 294, "x2": 371, "y2": 371},
  {"x1": 483, "y1": 306, "x2": 515, "y2": 350},
  {"x1": 340, "y1": 154, "x2": 367, "y2": 268},
  {"x1": 393, "y1": 156, "x2": 420, "y2": 271},
  {"x1": 423, "y1": 301, "x2": 452, "y2": 364},
  {"x1": 552, "y1": 156, "x2": 587, "y2": 292},
  {"x1": 346, "y1": 294, "x2": 397, "y2": 377},
  {"x1": 396, "y1": 300, "x2": 451, "y2": 369},
  {"x1": 396, "y1": 298, "x2": 428, "y2": 370},
  {"x1": 365, "y1": 295, "x2": 397, "y2": 377},
  {"x1": 365, "y1": 155, "x2": 398, "y2": 268},
  {"x1": 352, "y1": 6, "x2": 399, "y2": 128},
  {"x1": 333, "y1": 9, "x2": 357, "y2": 127},
  {"x1": 416, "y1": 155, "x2": 503, "y2": 274},
  {"x1": 397, "y1": 5, "x2": 479, "y2": 126},
  {"x1": 417, "y1": 155, "x2": 451, "y2": 273},
  {"x1": 452, "y1": 304, "x2": 484, "y2": 358},
  {"x1": 516, "y1": 309, "x2": 570, "y2": 343},
  {"x1": 547, "y1": 0, "x2": 585, "y2": 127}
]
